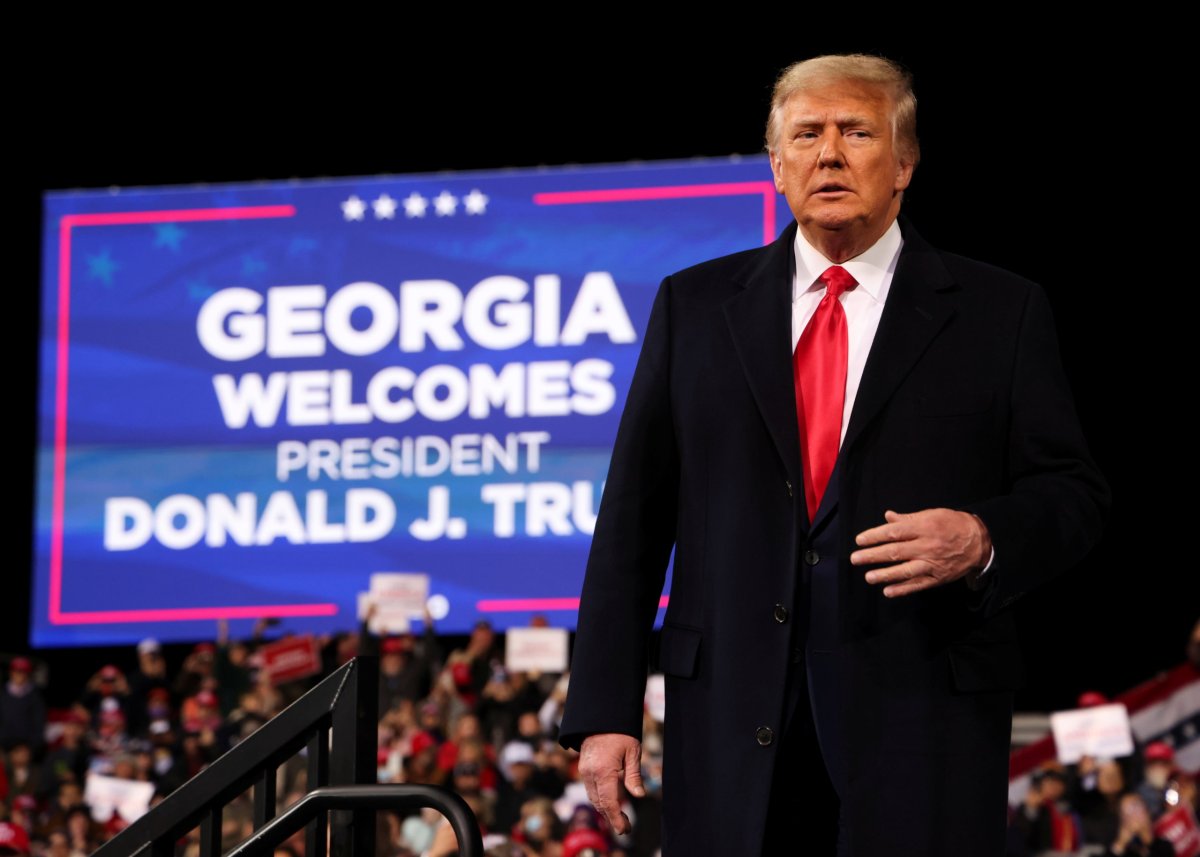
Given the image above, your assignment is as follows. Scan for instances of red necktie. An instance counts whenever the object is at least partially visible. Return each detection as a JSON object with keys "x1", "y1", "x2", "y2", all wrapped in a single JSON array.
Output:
[{"x1": 793, "y1": 265, "x2": 858, "y2": 522}]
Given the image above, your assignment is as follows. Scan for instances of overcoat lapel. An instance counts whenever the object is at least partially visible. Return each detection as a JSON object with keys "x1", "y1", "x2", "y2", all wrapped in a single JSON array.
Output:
[
  {"x1": 840, "y1": 218, "x2": 959, "y2": 456},
  {"x1": 721, "y1": 220, "x2": 807, "y2": 525}
]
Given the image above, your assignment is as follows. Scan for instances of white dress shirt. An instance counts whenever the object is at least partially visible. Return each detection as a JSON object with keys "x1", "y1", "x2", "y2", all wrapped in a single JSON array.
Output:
[{"x1": 790, "y1": 219, "x2": 994, "y2": 579}]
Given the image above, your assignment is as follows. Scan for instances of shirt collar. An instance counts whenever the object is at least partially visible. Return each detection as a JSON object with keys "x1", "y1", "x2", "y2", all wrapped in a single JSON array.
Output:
[{"x1": 792, "y1": 218, "x2": 903, "y2": 303}]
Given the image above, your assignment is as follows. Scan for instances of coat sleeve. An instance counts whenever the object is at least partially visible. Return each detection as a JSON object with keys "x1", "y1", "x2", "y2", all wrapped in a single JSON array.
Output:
[
  {"x1": 557, "y1": 276, "x2": 679, "y2": 752},
  {"x1": 961, "y1": 281, "x2": 1110, "y2": 618}
]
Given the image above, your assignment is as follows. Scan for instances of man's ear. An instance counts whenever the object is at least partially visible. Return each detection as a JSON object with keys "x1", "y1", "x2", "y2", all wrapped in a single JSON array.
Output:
[
  {"x1": 769, "y1": 150, "x2": 785, "y2": 194},
  {"x1": 894, "y1": 157, "x2": 915, "y2": 193}
]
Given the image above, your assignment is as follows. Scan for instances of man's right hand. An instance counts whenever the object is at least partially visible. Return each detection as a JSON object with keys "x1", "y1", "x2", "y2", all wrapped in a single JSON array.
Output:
[{"x1": 578, "y1": 732, "x2": 646, "y2": 835}]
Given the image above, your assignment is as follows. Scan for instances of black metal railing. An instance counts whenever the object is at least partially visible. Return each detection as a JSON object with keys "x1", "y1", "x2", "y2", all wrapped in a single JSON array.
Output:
[
  {"x1": 225, "y1": 786, "x2": 482, "y2": 857},
  {"x1": 92, "y1": 656, "x2": 481, "y2": 857}
]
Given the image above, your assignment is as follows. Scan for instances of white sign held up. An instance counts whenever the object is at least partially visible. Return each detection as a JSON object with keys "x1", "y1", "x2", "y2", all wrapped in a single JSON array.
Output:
[
  {"x1": 505, "y1": 627, "x2": 569, "y2": 673},
  {"x1": 1050, "y1": 703, "x2": 1134, "y2": 764}
]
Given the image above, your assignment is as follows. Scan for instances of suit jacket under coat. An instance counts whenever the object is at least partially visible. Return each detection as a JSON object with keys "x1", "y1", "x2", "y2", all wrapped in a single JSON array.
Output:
[{"x1": 557, "y1": 217, "x2": 1109, "y2": 856}]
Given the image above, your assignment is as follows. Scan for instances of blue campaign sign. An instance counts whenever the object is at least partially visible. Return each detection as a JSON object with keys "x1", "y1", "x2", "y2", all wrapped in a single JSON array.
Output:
[{"x1": 34, "y1": 156, "x2": 791, "y2": 646}]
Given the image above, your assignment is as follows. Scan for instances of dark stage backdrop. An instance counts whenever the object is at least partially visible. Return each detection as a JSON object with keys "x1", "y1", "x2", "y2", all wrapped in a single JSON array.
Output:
[{"x1": 15, "y1": 38, "x2": 1180, "y2": 710}]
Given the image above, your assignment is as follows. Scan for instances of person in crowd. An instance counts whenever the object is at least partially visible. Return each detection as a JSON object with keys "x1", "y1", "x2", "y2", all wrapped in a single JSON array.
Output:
[
  {"x1": 7, "y1": 796, "x2": 36, "y2": 841},
  {"x1": 480, "y1": 669, "x2": 543, "y2": 751},
  {"x1": 514, "y1": 797, "x2": 564, "y2": 856},
  {"x1": 361, "y1": 605, "x2": 444, "y2": 714},
  {"x1": 402, "y1": 730, "x2": 441, "y2": 786},
  {"x1": 215, "y1": 619, "x2": 264, "y2": 715},
  {"x1": 63, "y1": 805, "x2": 99, "y2": 856},
  {"x1": 416, "y1": 698, "x2": 449, "y2": 745},
  {"x1": 39, "y1": 709, "x2": 88, "y2": 794},
  {"x1": 181, "y1": 689, "x2": 223, "y2": 737},
  {"x1": 1013, "y1": 765, "x2": 1082, "y2": 853},
  {"x1": 1137, "y1": 742, "x2": 1177, "y2": 819},
  {"x1": 1072, "y1": 757, "x2": 1128, "y2": 846},
  {"x1": 436, "y1": 712, "x2": 497, "y2": 786},
  {"x1": 1103, "y1": 792, "x2": 1174, "y2": 856},
  {"x1": 126, "y1": 639, "x2": 169, "y2": 735},
  {"x1": 537, "y1": 673, "x2": 570, "y2": 741},
  {"x1": 0, "y1": 659, "x2": 45, "y2": 756},
  {"x1": 495, "y1": 741, "x2": 546, "y2": 834},
  {"x1": 43, "y1": 829, "x2": 71, "y2": 857},
  {"x1": 35, "y1": 779, "x2": 84, "y2": 839},
  {"x1": 445, "y1": 620, "x2": 501, "y2": 707},
  {"x1": 174, "y1": 642, "x2": 217, "y2": 700},
  {"x1": 3, "y1": 744, "x2": 41, "y2": 801}
]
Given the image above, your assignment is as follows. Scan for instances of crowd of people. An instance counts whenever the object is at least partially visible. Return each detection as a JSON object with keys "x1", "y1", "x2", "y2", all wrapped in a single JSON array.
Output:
[{"x1": 0, "y1": 615, "x2": 1196, "y2": 856}]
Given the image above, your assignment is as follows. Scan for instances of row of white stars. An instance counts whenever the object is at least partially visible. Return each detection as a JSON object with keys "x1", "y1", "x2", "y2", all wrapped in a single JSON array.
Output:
[{"x1": 341, "y1": 190, "x2": 488, "y2": 221}]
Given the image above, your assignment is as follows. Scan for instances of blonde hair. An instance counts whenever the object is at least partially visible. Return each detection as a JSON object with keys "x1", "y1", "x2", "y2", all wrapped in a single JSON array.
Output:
[{"x1": 765, "y1": 54, "x2": 920, "y2": 168}]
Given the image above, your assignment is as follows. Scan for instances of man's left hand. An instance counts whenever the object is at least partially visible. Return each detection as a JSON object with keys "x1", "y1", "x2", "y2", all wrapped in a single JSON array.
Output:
[{"x1": 851, "y1": 509, "x2": 991, "y2": 597}]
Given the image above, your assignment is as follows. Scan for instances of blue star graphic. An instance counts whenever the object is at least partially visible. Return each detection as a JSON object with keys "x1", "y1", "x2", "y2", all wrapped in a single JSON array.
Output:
[
  {"x1": 154, "y1": 223, "x2": 186, "y2": 251},
  {"x1": 186, "y1": 280, "x2": 215, "y2": 302},
  {"x1": 241, "y1": 254, "x2": 267, "y2": 277},
  {"x1": 87, "y1": 250, "x2": 119, "y2": 286}
]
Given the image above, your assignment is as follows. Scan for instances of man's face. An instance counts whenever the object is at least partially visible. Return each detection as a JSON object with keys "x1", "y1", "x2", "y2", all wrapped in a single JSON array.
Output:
[{"x1": 769, "y1": 78, "x2": 913, "y2": 248}]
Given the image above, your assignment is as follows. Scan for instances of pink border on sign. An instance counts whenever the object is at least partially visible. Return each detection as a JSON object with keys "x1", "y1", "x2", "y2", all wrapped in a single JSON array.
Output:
[
  {"x1": 50, "y1": 204, "x2": 339, "y2": 625},
  {"x1": 533, "y1": 180, "x2": 779, "y2": 246},
  {"x1": 477, "y1": 596, "x2": 671, "y2": 613}
]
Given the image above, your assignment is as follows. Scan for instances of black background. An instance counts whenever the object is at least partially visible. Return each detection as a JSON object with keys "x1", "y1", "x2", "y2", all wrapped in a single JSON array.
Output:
[{"x1": 12, "y1": 36, "x2": 1186, "y2": 711}]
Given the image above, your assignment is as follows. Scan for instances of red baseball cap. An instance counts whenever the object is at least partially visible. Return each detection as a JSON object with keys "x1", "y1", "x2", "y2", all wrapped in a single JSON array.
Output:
[
  {"x1": 9, "y1": 657, "x2": 32, "y2": 673},
  {"x1": 195, "y1": 690, "x2": 219, "y2": 707},
  {"x1": 1077, "y1": 691, "x2": 1108, "y2": 708},
  {"x1": 1145, "y1": 741, "x2": 1176, "y2": 763},
  {"x1": 410, "y1": 731, "x2": 438, "y2": 755},
  {"x1": 381, "y1": 636, "x2": 411, "y2": 654},
  {"x1": 100, "y1": 665, "x2": 122, "y2": 680},
  {"x1": 562, "y1": 828, "x2": 609, "y2": 857}
]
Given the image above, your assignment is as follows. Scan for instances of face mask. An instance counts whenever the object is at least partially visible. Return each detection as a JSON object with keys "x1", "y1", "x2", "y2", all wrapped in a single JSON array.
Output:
[{"x1": 525, "y1": 814, "x2": 544, "y2": 834}]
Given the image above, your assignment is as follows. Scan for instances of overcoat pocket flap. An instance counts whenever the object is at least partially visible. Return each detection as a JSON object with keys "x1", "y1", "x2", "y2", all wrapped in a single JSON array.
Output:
[
  {"x1": 657, "y1": 623, "x2": 702, "y2": 679},
  {"x1": 947, "y1": 639, "x2": 1026, "y2": 693}
]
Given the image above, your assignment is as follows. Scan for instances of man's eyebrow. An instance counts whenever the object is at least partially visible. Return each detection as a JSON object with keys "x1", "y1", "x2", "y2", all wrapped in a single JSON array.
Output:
[{"x1": 787, "y1": 114, "x2": 877, "y2": 128}]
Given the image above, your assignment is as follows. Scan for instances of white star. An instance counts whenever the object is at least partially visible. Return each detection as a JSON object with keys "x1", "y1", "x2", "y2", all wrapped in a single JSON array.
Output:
[
  {"x1": 463, "y1": 189, "x2": 489, "y2": 215},
  {"x1": 373, "y1": 194, "x2": 397, "y2": 220},
  {"x1": 341, "y1": 195, "x2": 366, "y2": 221},
  {"x1": 433, "y1": 190, "x2": 458, "y2": 217},
  {"x1": 403, "y1": 192, "x2": 428, "y2": 218}
]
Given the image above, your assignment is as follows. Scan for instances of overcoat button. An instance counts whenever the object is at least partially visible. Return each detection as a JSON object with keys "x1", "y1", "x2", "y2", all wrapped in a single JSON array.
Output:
[
  {"x1": 804, "y1": 550, "x2": 820, "y2": 566},
  {"x1": 756, "y1": 726, "x2": 774, "y2": 746},
  {"x1": 773, "y1": 604, "x2": 789, "y2": 623}
]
